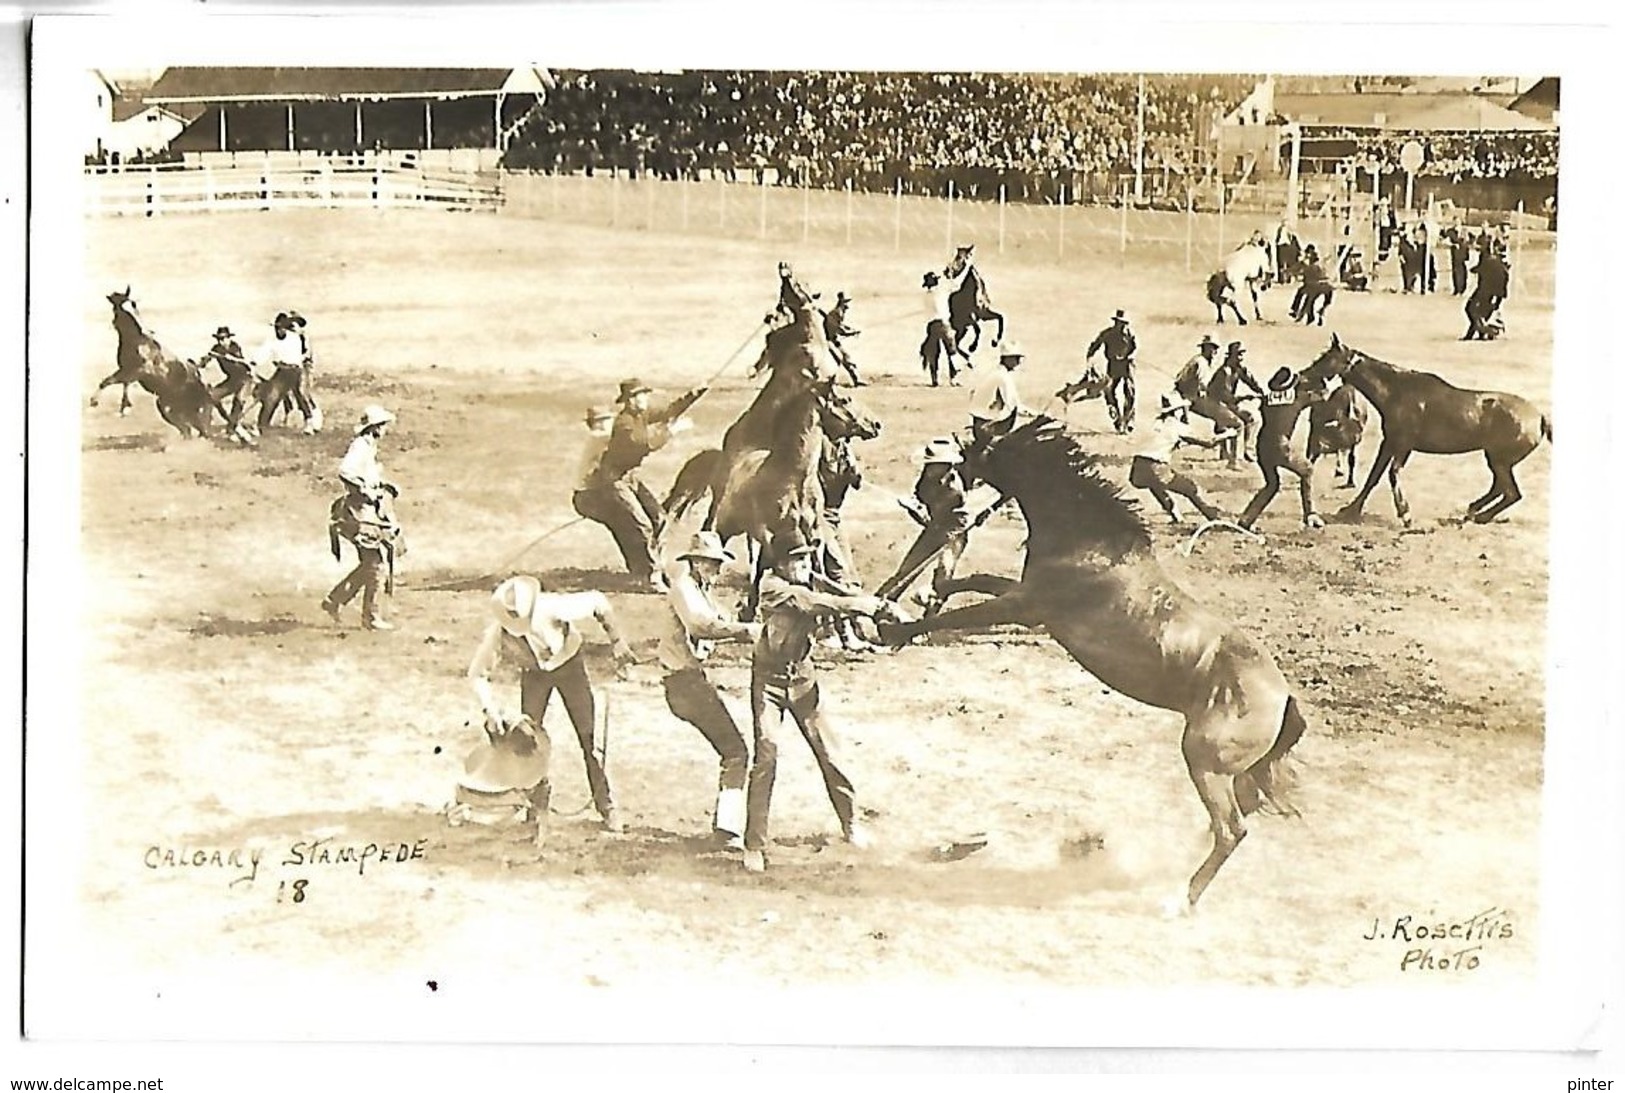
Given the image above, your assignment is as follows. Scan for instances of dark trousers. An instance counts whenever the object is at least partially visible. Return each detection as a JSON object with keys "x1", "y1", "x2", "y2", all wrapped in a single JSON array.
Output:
[
  {"x1": 326, "y1": 545, "x2": 384, "y2": 624},
  {"x1": 920, "y1": 320, "x2": 960, "y2": 385},
  {"x1": 1464, "y1": 292, "x2": 1505, "y2": 340},
  {"x1": 664, "y1": 668, "x2": 749, "y2": 796},
  {"x1": 745, "y1": 669, "x2": 857, "y2": 852},
  {"x1": 521, "y1": 656, "x2": 615, "y2": 820},
  {"x1": 573, "y1": 478, "x2": 662, "y2": 579},
  {"x1": 1130, "y1": 456, "x2": 1224, "y2": 522},
  {"x1": 1238, "y1": 443, "x2": 1318, "y2": 527},
  {"x1": 1105, "y1": 362, "x2": 1135, "y2": 432},
  {"x1": 256, "y1": 367, "x2": 315, "y2": 430},
  {"x1": 1291, "y1": 284, "x2": 1334, "y2": 324}
]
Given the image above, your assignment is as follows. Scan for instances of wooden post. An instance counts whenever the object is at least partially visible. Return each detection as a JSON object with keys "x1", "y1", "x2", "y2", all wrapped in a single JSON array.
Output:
[
  {"x1": 802, "y1": 175, "x2": 810, "y2": 244},
  {"x1": 219, "y1": 106, "x2": 228, "y2": 152},
  {"x1": 998, "y1": 184, "x2": 1006, "y2": 254},
  {"x1": 286, "y1": 104, "x2": 295, "y2": 152},
  {"x1": 758, "y1": 175, "x2": 767, "y2": 240},
  {"x1": 681, "y1": 175, "x2": 689, "y2": 231},
  {"x1": 1218, "y1": 177, "x2": 1226, "y2": 257},
  {"x1": 719, "y1": 175, "x2": 726, "y2": 230},
  {"x1": 1119, "y1": 182, "x2": 1129, "y2": 257},
  {"x1": 946, "y1": 177, "x2": 955, "y2": 253},
  {"x1": 1513, "y1": 199, "x2": 1524, "y2": 299},
  {"x1": 424, "y1": 101, "x2": 433, "y2": 150},
  {"x1": 1057, "y1": 184, "x2": 1066, "y2": 261},
  {"x1": 893, "y1": 176, "x2": 902, "y2": 252},
  {"x1": 611, "y1": 170, "x2": 619, "y2": 228},
  {"x1": 844, "y1": 177, "x2": 853, "y2": 246},
  {"x1": 145, "y1": 175, "x2": 155, "y2": 219},
  {"x1": 1185, "y1": 185, "x2": 1194, "y2": 272},
  {"x1": 355, "y1": 102, "x2": 363, "y2": 152},
  {"x1": 646, "y1": 172, "x2": 655, "y2": 231},
  {"x1": 551, "y1": 167, "x2": 559, "y2": 214}
]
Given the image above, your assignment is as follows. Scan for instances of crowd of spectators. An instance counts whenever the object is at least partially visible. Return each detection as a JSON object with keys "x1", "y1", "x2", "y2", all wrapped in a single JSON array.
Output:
[
  {"x1": 500, "y1": 70, "x2": 1259, "y2": 203},
  {"x1": 1298, "y1": 127, "x2": 1559, "y2": 182}
]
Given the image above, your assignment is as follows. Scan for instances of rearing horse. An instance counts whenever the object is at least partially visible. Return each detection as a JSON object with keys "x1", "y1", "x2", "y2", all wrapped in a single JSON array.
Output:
[
  {"x1": 1303, "y1": 335, "x2": 1551, "y2": 524},
  {"x1": 1206, "y1": 240, "x2": 1273, "y2": 325},
  {"x1": 94, "y1": 288, "x2": 221, "y2": 438},
  {"x1": 947, "y1": 251, "x2": 1005, "y2": 356},
  {"x1": 881, "y1": 419, "x2": 1306, "y2": 910}
]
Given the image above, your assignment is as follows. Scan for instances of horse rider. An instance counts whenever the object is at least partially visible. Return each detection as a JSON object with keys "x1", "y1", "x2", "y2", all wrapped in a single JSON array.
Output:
[
  {"x1": 643, "y1": 530, "x2": 762, "y2": 849},
  {"x1": 966, "y1": 343, "x2": 1026, "y2": 449},
  {"x1": 468, "y1": 574, "x2": 635, "y2": 843},
  {"x1": 920, "y1": 265, "x2": 970, "y2": 387},
  {"x1": 200, "y1": 325, "x2": 253, "y2": 430},
  {"x1": 1128, "y1": 394, "x2": 1234, "y2": 524},
  {"x1": 322, "y1": 405, "x2": 403, "y2": 631},
  {"x1": 1085, "y1": 309, "x2": 1137, "y2": 433},
  {"x1": 250, "y1": 311, "x2": 319, "y2": 435},
  {"x1": 1206, "y1": 341, "x2": 1265, "y2": 467},
  {"x1": 573, "y1": 378, "x2": 705, "y2": 589},
  {"x1": 1237, "y1": 368, "x2": 1327, "y2": 532},
  {"x1": 743, "y1": 533, "x2": 896, "y2": 873},
  {"x1": 876, "y1": 437, "x2": 973, "y2": 612},
  {"x1": 1290, "y1": 244, "x2": 1334, "y2": 325},
  {"x1": 822, "y1": 290, "x2": 866, "y2": 387},
  {"x1": 1463, "y1": 238, "x2": 1511, "y2": 341}
]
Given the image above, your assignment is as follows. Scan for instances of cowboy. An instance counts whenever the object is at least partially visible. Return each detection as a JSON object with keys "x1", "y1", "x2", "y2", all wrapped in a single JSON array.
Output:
[
  {"x1": 920, "y1": 265, "x2": 970, "y2": 387},
  {"x1": 200, "y1": 325, "x2": 253, "y2": 429},
  {"x1": 1206, "y1": 341, "x2": 1265, "y2": 467},
  {"x1": 646, "y1": 530, "x2": 763, "y2": 848},
  {"x1": 282, "y1": 310, "x2": 323, "y2": 432},
  {"x1": 743, "y1": 533, "x2": 895, "y2": 873},
  {"x1": 822, "y1": 290, "x2": 865, "y2": 387},
  {"x1": 574, "y1": 378, "x2": 704, "y2": 587},
  {"x1": 468, "y1": 575, "x2": 634, "y2": 842},
  {"x1": 250, "y1": 311, "x2": 319, "y2": 435},
  {"x1": 1338, "y1": 246, "x2": 1370, "y2": 292},
  {"x1": 1237, "y1": 368, "x2": 1326, "y2": 531},
  {"x1": 1463, "y1": 240, "x2": 1511, "y2": 341},
  {"x1": 1128, "y1": 395, "x2": 1232, "y2": 524},
  {"x1": 322, "y1": 405, "x2": 403, "y2": 631},
  {"x1": 876, "y1": 437, "x2": 973, "y2": 612},
  {"x1": 1085, "y1": 309, "x2": 1137, "y2": 433},
  {"x1": 1290, "y1": 244, "x2": 1334, "y2": 324},
  {"x1": 967, "y1": 343, "x2": 1026, "y2": 449}
]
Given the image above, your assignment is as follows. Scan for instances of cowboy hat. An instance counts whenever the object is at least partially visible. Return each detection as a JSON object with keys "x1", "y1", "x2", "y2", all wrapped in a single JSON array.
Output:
[
  {"x1": 998, "y1": 343, "x2": 1025, "y2": 362},
  {"x1": 835, "y1": 290, "x2": 852, "y2": 304},
  {"x1": 273, "y1": 311, "x2": 292, "y2": 327},
  {"x1": 584, "y1": 405, "x2": 614, "y2": 426},
  {"x1": 678, "y1": 530, "x2": 735, "y2": 565},
  {"x1": 1158, "y1": 393, "x2": 1191, "y2": 416},
  {"x1": 213, "y1": 325, "x2": 235, "y2": 339},
  {"x1": 617, "y1": 378, "x2": 653, "y2": 403},
  {"x1": 922, "y1": 437, "x2": 963, "y2": 465},
  {"x1": 491, "y1": 574, "x2": 546, "y2": 635},
  {"x1": 1268, "y1": 367, "x2": 1297, "y2": 392},
  {"x1": 1225, "y1": 341, "x2": 1246, "y2": 357},
  {"x1": 459, "y1": 717, "x2": 548, "y2": 795},
  {"x1": 285, "y1": 311, "x2": 308, "y2": 327},
  {"x1": 355, "y1": 404, "x2": 395, "y2": 434},
  {"x1": 922, "y1": 271, "x2": 941, "y2": 288},
  {"x1": 1112, "y1": 309, "x2": 1129, "y2": 323},
  {"x1": 1197, "y1": 334, "x2": 1218, "y2": 350}
]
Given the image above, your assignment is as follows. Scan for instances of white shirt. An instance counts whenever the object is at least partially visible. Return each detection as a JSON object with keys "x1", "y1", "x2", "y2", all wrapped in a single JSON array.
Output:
[
  {"x1": 575, "y1": 427, "x2": 612, "y2": 490},
  {"x1": 1136, "y1": 414, "x2": 1208, "y2": 463},
  {"x1": 924, "y1": 267, "x2": 967, "y2": 324},
  {"x1": 338, "y1": 433, "x2": 385, "y2": 491},
  {"x1": 250, "y1": 329, "x2": 304, "y2": 381},
  {"x1": 467, "y1": 591, "x2": 611, "y2": 714},
  {"x1": 1177, "y1": 352, "x2": 1220, "y2": 395},
  {"x1": 968, "y1": 366, "x2": 1021, "y2": 423}
]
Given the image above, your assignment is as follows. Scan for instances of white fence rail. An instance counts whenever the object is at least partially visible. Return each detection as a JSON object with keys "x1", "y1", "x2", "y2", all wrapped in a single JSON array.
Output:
[
  {"x1": 86, "y1": 161, "x2": 503, "y2": 216},
  {"x1": 499, "y1": 171, "x2": 1556, "y2": 302}
]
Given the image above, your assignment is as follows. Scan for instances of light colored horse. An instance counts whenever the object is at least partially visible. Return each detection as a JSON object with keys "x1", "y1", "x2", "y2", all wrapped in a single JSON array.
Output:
[{"x1": 1206, "y1": 241, "x2": 1274, "y2": 325}]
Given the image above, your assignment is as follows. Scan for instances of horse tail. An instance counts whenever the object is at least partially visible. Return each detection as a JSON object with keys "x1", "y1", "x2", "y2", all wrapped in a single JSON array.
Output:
[{"x1": 1238, "y1": 695, "x2": 1307, "y2": 819}]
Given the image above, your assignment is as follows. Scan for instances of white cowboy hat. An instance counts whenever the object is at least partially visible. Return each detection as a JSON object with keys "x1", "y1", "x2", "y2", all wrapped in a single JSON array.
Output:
[
  {"x1": 922, "y1": 437, "x2": 963, "y2": 464},
  {"x1": 998, "y1": 343, "x2": 1025, "y2": 362},
  {"x1": 490, "y1": 574, "x2": 546, "y2": 635},
  {"x1": 678, "y1": 530, "x2": 735, "y2": 565},
  {"x1": 355, "y1": 405, "x2": 395, "y2": 434}
]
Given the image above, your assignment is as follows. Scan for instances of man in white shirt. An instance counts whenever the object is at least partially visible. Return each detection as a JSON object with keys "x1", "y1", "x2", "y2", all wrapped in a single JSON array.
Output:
[
  {"x1": 967, "y1": 343, "x2": 1025, "y2": 448},
  {"x1": 468, "y1": 574, "x2": 635, "y2": 841},
  {"x1": 251, "y1": 312, "x2": 320, "y2": 434},
  {"x1": 323, "y1": 405, "x2": 402, "y2": 630},
  {"x1": 919, "y1": 266, "x2": 969, "y2": 387},
  {"x1": 1128, "y1": 395, "x2": 1232, "y2": 524}
]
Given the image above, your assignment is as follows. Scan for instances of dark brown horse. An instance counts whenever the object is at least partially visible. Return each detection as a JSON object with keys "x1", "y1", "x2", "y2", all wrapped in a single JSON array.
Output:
[
  {"x1": 1306, "y1": 378, "x2": 1368, "y2": 488},
  {"x1": 880, "y1": 419, "x2": 1305, "y2": 910},
  {"x1": 947, "y1": 258, "x2": 1005, "y2": 356},
  {"x1": 94, "y1": 288, "x2": 223, "y2": 438},
  {"x1": 1304, "y1": 336, "x2": 1550, "y2": 524}
]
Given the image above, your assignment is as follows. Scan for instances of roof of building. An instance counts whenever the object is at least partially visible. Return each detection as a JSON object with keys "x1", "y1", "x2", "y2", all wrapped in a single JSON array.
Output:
[
  {"x1": 111, "y1": 99, "x2": 206, "y2": 124},
  {"x1": 1276, "y1": 91, "x2": 1555, "y2": 132},
  {"x1": 148, "y1": 67, "x2": 554, "y2": 104}
]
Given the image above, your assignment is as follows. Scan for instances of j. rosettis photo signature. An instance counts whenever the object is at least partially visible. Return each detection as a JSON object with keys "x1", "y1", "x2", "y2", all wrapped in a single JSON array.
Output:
[{"x1": 1363, "y1": 906, "x2": 1515, "y2": 972}]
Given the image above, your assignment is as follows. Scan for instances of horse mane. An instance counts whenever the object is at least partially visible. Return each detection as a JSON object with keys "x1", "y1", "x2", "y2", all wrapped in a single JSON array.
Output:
[{"x1": 984, "y1": 419, "x2": 1152, "y2": 555}]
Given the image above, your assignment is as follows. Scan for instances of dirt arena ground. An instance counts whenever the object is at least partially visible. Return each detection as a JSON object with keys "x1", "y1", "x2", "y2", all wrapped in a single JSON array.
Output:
[{"x1": 66, "y1": 199, "x2": 1552, "y2": 999}]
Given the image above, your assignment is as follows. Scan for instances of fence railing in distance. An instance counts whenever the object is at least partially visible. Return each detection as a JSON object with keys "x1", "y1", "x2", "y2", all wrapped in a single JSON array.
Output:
[
  {"x1": 86, "y1": 161, "x2": 503, "y2": 216},
  {"x1": 499, "y1": 172, "x2": 1555, "y2": 303}
]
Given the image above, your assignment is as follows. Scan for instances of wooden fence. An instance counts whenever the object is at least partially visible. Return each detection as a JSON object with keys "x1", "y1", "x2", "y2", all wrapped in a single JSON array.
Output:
[{"x1": 85, "y1": 160, "x2": 503, "y2": 216}]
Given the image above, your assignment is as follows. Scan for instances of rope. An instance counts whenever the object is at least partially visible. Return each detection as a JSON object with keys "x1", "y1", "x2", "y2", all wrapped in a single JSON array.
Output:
[{"x1": 1178, "y1": 519, "x2": 1264, "y2": 557}]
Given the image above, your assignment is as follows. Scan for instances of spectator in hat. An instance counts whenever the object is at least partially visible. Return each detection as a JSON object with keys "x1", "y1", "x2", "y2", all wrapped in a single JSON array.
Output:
[
  {"x1": 967, "y1": 342, "x2": 1027, "y2": 448},
  {"x1": 323, "y1": 405, "x2": 403, "y2": 631},
  {"x1": 743, "y1": 532, "x2": 896, "y2": 873},
  {"x1": 1085, "y1": 309, "x2": 1137, "y2": 433},
  {"x1": 468, "y1": 575, "x2": 634, "y2": 842},
  {"x1": 822, "y1": 290, "x2": 866, "y2": 387},
  {"x1": 574, "y1": 379, "x2": 705, "y2": 587},
  {"x1": 1237, "y1": 368, "x2": 1326, "y2": 531},
  {"x1": 643, "y1": 531, "x2": 763, "y2": 848},
  {"x1": 876, "y1": 436, "x2": 974, "y2": 612},
  {"x1": 1128, "y1": 394, "x2": 1232, "y2": 524}
]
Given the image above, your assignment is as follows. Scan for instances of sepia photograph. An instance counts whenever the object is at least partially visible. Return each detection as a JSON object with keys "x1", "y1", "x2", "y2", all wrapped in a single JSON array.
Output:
[{"x1": 18, "y1": 5, "x2": 1619, "y2": 1077}]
